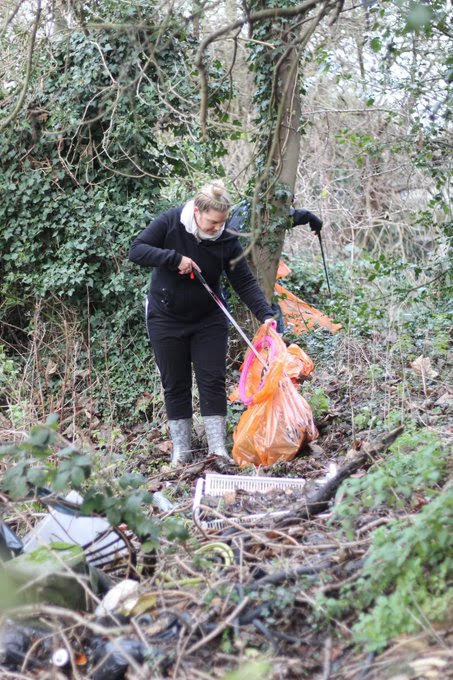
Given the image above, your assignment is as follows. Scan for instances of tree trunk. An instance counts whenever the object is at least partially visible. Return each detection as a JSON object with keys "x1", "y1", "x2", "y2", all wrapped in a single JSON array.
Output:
[{"x1": 251, "y1": 44, "x2": 301, "y2": 302}]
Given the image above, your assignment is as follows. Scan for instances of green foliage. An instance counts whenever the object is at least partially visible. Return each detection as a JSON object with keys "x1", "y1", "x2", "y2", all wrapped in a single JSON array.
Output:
[
  {"x1": 0, "y1": 418, "x2": 187, "y2": 550},
  {"x1": 221, "y1": 659, "x2": 273, "y2": 680},
  {"x1": 353, "y1": 486, "x2": 453, "y2": 651},
  {"x1": 305, "y1": 386, "x2": 331, "y2": 421},
  {"x1": 314, "y1": 485, "x2": 453, "y2": 652},
  {"x1": 0, "y1": 6, "x2": 232, "y2": 423},
  {"x1": 333, "y1": 427, "x2": 446, "y2": 534}
]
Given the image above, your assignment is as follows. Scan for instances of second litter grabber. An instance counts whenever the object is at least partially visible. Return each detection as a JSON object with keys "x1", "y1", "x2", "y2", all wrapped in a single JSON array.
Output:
[
  {"x1": 316, "y1": 231, "x2": 332, "y2": 297},
  {"x1": 192, "y1": 269, "x2": 268, "y2": 367}
]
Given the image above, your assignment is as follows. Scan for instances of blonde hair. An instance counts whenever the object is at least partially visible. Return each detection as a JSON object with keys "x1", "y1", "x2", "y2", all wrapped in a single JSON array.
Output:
[{"x1": 194, "y1": 180, "x2": 231, "y2": 213}]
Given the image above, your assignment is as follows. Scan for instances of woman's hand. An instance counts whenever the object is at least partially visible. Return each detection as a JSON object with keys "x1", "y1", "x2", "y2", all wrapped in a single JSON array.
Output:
[
  {"x1": 178, "y1": 256, "x2": 201, "y2": 275},
  {"x1": 263, "y1": 317, "x2": 277, "y2": 329}
]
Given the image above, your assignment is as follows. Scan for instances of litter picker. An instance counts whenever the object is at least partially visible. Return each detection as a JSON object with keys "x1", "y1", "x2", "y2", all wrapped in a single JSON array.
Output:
[
  {"x1": 193, "y1": 269, "x2": 267, "y2": 367},
  {"x1": 316, "y1": 231, "x2": 332, "y2": 297}
]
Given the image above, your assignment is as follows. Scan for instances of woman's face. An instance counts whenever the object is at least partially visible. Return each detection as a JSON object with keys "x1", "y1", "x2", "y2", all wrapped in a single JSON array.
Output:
[{"x1": 194, "y1": 207, "x2": 229, "y2": 235}]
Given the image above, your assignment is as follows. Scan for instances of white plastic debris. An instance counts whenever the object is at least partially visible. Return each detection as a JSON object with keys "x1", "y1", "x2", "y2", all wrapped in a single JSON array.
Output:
[
  {"x1": 94, "y1": 579, "x2": 140, "y2": 616},
  {"x1": 22, "y1": 491, "x2": 128, "y2": 567},
  {"x1": 52, "y1": 648, "x2": 70, "y2": 667}
]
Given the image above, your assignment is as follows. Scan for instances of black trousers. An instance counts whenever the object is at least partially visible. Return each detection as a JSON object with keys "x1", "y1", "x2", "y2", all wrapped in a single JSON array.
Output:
[{"x1": 146, "y1": 305, "x2": 228, "y2": 420}]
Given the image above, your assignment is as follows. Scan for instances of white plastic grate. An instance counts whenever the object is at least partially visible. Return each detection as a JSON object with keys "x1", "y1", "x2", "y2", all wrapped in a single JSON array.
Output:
[
  {"x1": 193, "y1": 473, "x2": 306, "y2": 531},
  {"x1": 204, "y1": 473, "x2": 306, "y2": 496}
]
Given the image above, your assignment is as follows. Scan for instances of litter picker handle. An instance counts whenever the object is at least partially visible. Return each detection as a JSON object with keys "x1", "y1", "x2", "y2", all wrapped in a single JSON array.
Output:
[{"x1": 192, "y1": 269, "x2": 267, "y2": 367}]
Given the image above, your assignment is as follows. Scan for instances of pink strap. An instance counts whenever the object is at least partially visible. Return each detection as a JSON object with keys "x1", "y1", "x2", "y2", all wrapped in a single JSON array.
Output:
[{"x1": 239, "y1": 334, "x2": 277, "y2": 405}]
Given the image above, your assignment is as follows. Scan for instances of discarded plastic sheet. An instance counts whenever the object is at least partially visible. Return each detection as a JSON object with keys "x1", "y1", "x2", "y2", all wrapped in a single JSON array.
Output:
[
  {"x1": 275, "y1": 282, "x2": 342, "y2": 334},
  {"x1": 231, "y1": 324, "x2": 318, "y2": 467},
  {"x1": 4, "y1": 543, "x2": 90, "y2": 610},
  {"x1": 275, "y1": 259, "x2": 342, "y2": 334},
  {"x1": 91, "y1": 637, "x2": 147, "y2": 680},
  {"x1": 0, "y1": 619, "x2": 50, "y2": 672},
  {"x1": 276, "y1": 260, "x2": 292, "y2": 279},
  {"x1": 0, "y1": 521, "x2": 23, "y2": 561},
  {"x1": 23, "y1": 490, "x2": 128, "y2": 568},
  {"x1": 152, "y1": 491, "x2": 174, "y2": 512}
]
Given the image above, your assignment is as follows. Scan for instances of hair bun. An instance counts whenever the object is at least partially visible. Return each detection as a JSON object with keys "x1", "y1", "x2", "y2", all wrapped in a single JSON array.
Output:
[{"x1": 194, "y1": 180, "x2": 231, "y2": 213}]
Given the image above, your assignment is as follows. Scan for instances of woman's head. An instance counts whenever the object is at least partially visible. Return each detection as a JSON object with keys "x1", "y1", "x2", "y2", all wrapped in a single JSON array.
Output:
[{"x1": 194, "y1": 180, "x2": 231, "y2": 235}]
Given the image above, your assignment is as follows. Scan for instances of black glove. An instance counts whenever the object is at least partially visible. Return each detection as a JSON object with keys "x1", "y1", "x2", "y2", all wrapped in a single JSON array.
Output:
[
  {"x1": 292, "y1": 209, "x2": 323, "y2": 233},
  {"x1": 307, "y1": 212, "x2": 323, "y2": 234}
]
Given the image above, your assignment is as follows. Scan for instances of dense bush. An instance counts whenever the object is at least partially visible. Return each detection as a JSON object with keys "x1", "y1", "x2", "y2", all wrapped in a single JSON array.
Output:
[{"x1": 0, "y1": 8, "x2": 230, "y2": 424}]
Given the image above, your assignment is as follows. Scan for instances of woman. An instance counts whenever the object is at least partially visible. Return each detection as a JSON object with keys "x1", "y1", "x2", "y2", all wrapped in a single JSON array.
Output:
[{"x1": 129, "y1": 180, "x2": 275, "y2": 465}]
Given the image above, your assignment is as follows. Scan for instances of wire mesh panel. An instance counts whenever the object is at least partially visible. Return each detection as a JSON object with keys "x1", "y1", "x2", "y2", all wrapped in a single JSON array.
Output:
[{"x1": 193, "y1": 473, "x2": 306, "y2": 530}]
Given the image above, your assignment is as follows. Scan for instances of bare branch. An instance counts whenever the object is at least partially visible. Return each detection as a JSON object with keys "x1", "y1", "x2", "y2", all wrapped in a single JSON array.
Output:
[
  {"x1": 1, "y1": 0, "x2": 27, "y2": 36},
  {"x1": 195, "y1": 0, "x2": 322, "y2": 136},
  {"x1": 0, "y1": 0, "x2": 42, "y2": 132}
]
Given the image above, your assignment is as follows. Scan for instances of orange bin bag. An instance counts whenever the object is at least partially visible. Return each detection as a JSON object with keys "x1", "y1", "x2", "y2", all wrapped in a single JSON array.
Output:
[
  {"x1": 276, "y1": 260, "x2": 292, "y2": 279},
  {"x1": 232, "y1": 325, "x2": 318, "y2": 467},
  {"x1": 286, "y1": 344, "x2": 314, "y2": 380},
  {"x1": 275, "y1": 282, "x2": 342, "y2": 334}
]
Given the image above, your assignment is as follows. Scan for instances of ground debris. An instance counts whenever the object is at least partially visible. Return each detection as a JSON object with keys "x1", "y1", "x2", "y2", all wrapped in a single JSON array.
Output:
[{"x1": 201, "y1": 485, "x2": 307, "y2": 518}]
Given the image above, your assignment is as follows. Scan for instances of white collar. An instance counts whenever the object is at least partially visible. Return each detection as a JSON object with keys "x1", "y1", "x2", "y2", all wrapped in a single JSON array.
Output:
[{"x1": 180, "y1": 200, "x2": 224, "y2": 241}]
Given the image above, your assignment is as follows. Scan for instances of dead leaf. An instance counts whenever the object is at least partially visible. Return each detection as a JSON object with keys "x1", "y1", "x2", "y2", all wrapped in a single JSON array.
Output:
[
  {"x1": 435, "y1": 392, "x2": 452, "y2": 408},
  {"x1": 410, "y1": 356, "x2": 439, "y2": 379},
  {"x1": 224, "y1": 491, "x2": 236, "y2": 506},
  {"x1": 409, "y1": 656, "x2": 449, "y2": 674},
  {"x1": 306, "y1": 443, "x2": 324, "y2": 457},
  {"x1": 45, "y1": 360, "x2": 58, "y2": 376},
  {"x1": 158, "y1": 440, "x2": 172, "y2": 453}
]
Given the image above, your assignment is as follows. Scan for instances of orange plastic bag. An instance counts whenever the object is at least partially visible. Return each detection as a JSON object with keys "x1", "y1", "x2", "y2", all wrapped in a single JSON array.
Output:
[
  {"x1": 275, "y1": 259, "x2": 342, "y2": 334},
  {"x1": 275, "y1": 282, "x2": 342, "y2": 334},
  {"x1": 231, "y1": 324, "x2": 318, "y2": 467}
]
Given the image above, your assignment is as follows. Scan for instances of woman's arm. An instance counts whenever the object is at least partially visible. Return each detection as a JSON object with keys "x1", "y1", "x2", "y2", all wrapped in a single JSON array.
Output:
[
  {"x1": 128, "y1": 210, "x2": 182, "y2": 269},
  {"x1": 225, "y1": 243, "x2": 274, "y2": 323}
]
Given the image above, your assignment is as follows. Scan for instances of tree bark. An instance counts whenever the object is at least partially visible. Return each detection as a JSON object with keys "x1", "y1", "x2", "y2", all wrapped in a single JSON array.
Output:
[{"x1": 251, "y1": 33, "x2": 301, "y2": 301}]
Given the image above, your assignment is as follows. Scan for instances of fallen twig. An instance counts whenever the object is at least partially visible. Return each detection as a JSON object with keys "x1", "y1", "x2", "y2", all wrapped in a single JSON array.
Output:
[
  {"x1": 184, "y1": 596, "x2": 250, "y2": 655},
  {"x1": 253, "y1": 560, "x2": 335, "y2": 586},
  {"x1": 322, "y1": 635, "x2": 332, "y2": 680},
  {"x1": 276, "y1": 426, "x2": 404, "y2": 527}
]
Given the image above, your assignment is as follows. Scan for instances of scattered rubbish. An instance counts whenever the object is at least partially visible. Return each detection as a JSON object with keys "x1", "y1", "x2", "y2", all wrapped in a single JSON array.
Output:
[
  {"x1": 152, "y1": 490, "x2": 175, "y2": 512},
  {"x1": 4, "y1": 543, "x2": 91, "y2": 609},
  {"x1": 314, "y1": 462, "x2": 338, "y2": 484},
  {"x1": 94, "y1": 579, "x2": 140, "y2": 617},
  {"x1": 0, "y1": 521, "x2": 23, "y2": 561},
  {"x1": 51, "y1": 648, "x2": 70, "y2": 667},
  {"x1": 91, "y1": 637, "x2": 147, "y2": 680},
  {"x1": 0, "y1": 619, "x2": 50, "y2": 672},
  {"x1": 23, "y1": 490, "x2": 131, "y2": 571},
  {"x1": 231, "y1": 323, "x2": 318, "y2": 466},
  {"x1": 135, "y1": 613, "x2": 180, "y2": 641},
  {"x1": 0, "y1": 620, "x2": 32, "y2": 671}
]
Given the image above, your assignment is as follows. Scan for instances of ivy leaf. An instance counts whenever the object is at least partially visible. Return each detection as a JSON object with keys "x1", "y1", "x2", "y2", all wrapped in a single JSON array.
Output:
[
  {"x1": 370, "y1": 37, "x2": 381, "y2": 53},
  {"x1": 46, "y1": 413, "x2": 59, "y2": 429},
  {"x1": 70, "y1": 466, "x2": 85, "y2": 488}
]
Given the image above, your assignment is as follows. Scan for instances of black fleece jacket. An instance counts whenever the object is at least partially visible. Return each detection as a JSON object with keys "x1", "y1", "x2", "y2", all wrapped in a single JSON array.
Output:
[{"x1": 129, "y1": 207, "x2": 274, "y2": 323}]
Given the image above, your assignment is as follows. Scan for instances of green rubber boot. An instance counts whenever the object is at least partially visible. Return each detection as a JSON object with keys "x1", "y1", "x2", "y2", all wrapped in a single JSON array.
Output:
[
  {"x1": 168, "y1": 418, "x2": 192, "y2": 466},
  {"x1": 203, "y1": 415, "x2": 230, "y2": 460}
]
